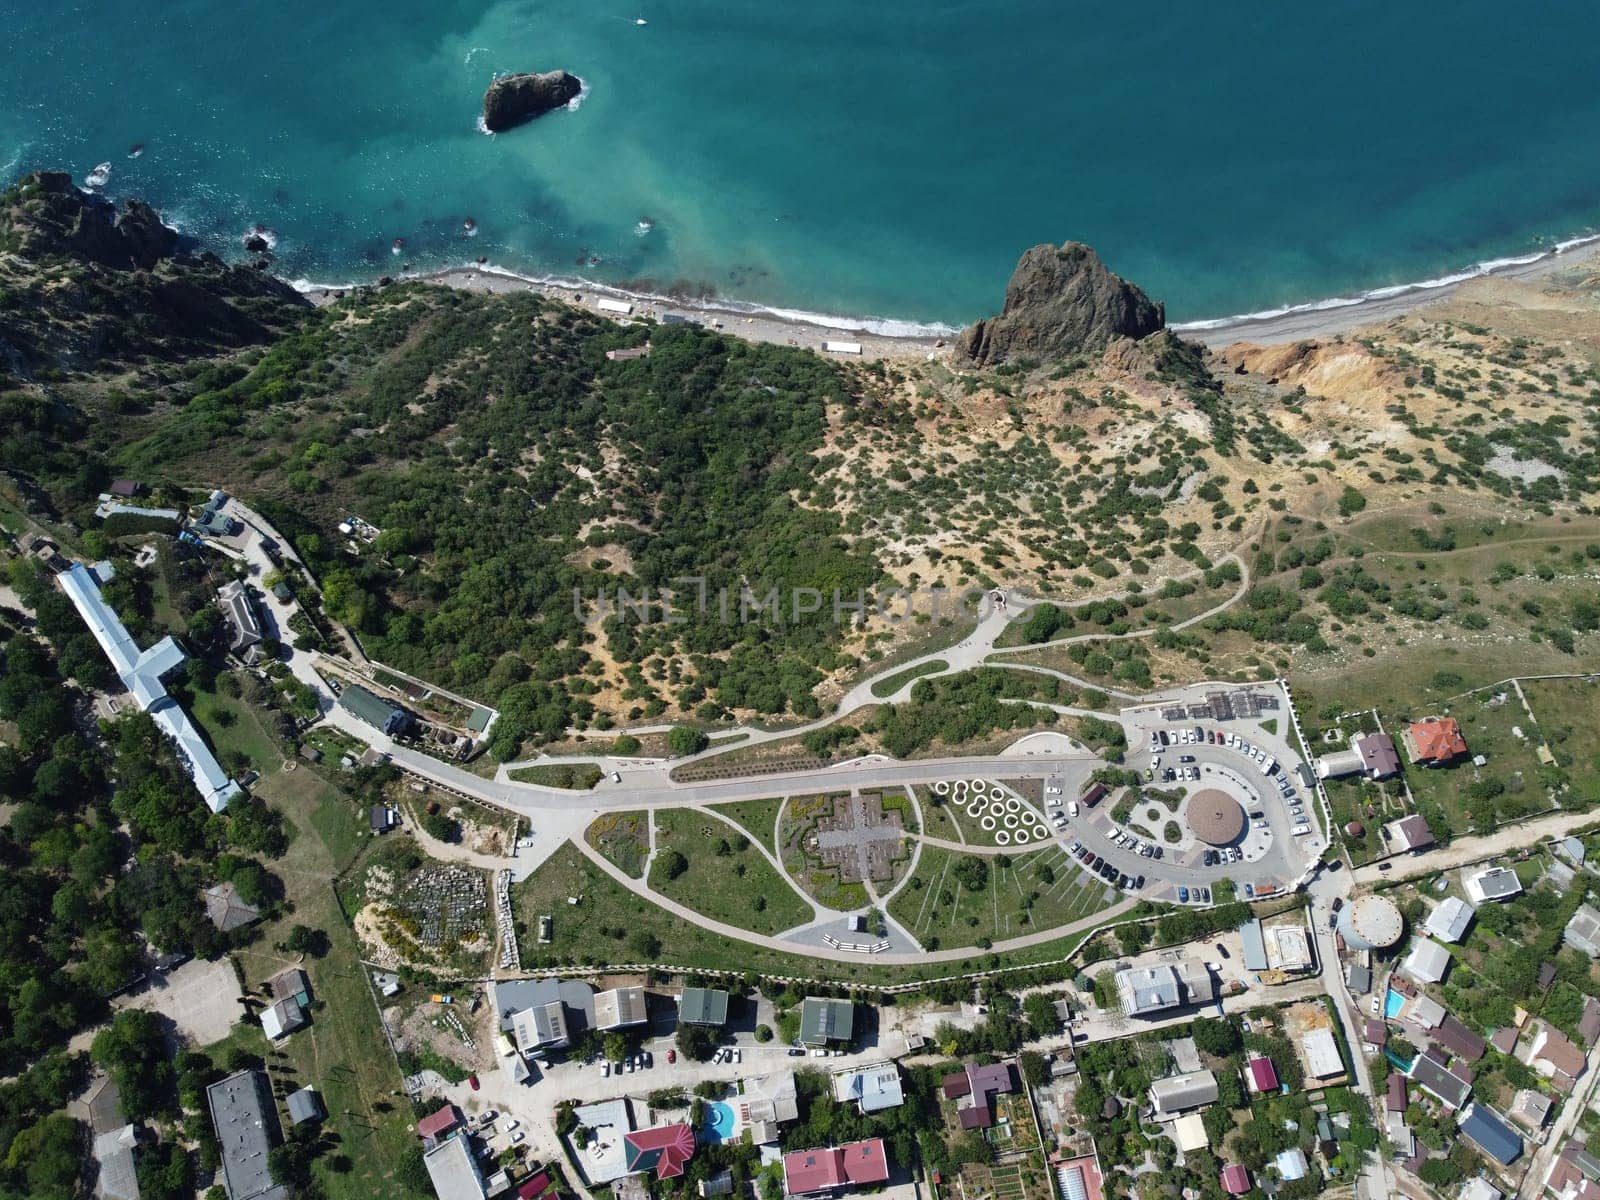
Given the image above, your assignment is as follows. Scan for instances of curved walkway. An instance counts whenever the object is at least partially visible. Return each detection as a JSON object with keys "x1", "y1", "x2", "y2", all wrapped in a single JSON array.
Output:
[{"x1": 569, "y1": 825, "x2": 1136, "y2": 966}]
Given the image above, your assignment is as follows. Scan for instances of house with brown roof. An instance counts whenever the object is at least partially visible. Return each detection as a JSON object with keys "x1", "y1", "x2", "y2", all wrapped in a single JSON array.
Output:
[
  {"x1": 940, "y1": 1061, "x2": 1016, "y2": 1130},
  {"x1": 1528, "y1": 1023, "x2": 1587, "y2": 1093},
  {"x1": 1432, "y1": 1015, "x2": 1486, "y2": 1062},
  {"x1": 1385, "y1": 814, "x2": 1437, "y2": 853},
  {"x1": 1403, "y1": 717, "x2": 1469, "y2": 766}
]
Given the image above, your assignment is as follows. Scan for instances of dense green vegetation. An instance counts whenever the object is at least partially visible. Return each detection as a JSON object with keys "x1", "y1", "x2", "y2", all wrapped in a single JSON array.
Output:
[{"x1": 0, "y1": 576, "x2": 309, "y2": 1199}]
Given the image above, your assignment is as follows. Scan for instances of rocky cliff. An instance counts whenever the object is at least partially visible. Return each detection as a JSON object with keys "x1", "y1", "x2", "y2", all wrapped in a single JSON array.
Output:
[
  {"x1": 0, "y1": 172, "x2": 307, "y2": 378},
  {"x1": 957, "y1": 242, "x2": 1165, "y2": 365},
  {"x1": 482, "y1": 71, "x2": 583, "y2": 132}
]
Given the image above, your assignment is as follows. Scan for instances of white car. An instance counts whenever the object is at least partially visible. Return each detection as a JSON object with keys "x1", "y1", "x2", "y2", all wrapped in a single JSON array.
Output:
[
  {"x1": 733, "y1": 1048, "x2": 742, "y2": 1063},
  {"x1": 1046, "y1": 783, "x2": 1062, "y2": 795},
  {"x1": 504, "y1": 1119, "x2": 520, "y2": 1132},
  {"x1": 625, "y1": 1059, "x2": 635, "y2": 1073},
  {"x1": 510, "y1": 1131, "x2": 525, "y2": 1145},
  {"x1": 1151, "y1": 755, "x2": 1162, "y2": 768},
  {"x1": 602, "y1": 1062, "x2": 611, "y2": 1076},
  {"x1": 811, "y1": 1048, "x2": 828, "y2": 1057},
  {"x1": 1067, "y1": 801, "x2": 1079, "y2": 817}
]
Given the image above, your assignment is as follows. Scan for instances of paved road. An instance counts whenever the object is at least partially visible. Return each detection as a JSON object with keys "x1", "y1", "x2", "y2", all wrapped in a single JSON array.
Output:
[{"x1": 1351, "y1": 807, "x2": 1600, "y2": 887}]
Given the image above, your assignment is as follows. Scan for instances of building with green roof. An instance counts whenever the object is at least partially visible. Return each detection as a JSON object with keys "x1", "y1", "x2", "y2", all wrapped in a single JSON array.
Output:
[
  {"x1": 679, "y1": 987, "x2": 729, "y2": 1027},
  {"x1": 799, "y1": 997, "x2": 854, "y2": 1047}
]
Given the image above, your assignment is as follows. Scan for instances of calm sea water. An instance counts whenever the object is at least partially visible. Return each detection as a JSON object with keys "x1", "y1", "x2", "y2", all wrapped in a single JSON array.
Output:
[{"x1": 4, "y1": 0, "x2": 1600, "y2": 329}]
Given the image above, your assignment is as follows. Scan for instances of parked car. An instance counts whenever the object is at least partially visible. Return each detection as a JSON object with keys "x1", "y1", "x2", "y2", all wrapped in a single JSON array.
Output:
[
  {"x1": 1243, "y1": 883, "x2": 1255, "y2": 897},
  {"x1": 1179, "y1": 754, "x2": 1195, "y2": 763},
  {"x1": 511, "y1": 1132, "x2": 525, "y2": 1145},
  {"x1": 811, "y1": 1048, "x2": 829, "y2": 1057},
  {"x1": 468, "y1": 1074, "x2": 479, "y2": 1091},
  {"x1": 642, "y1": 1051, "x2": 653, "y2": 1068},
  {"x1": 602, "y1": 1062, "x2": 611, "y2": 1076},
  {"x1": 1158, "y1": 730, "x2": 1170, "y2": 746},
  {"x1": 1178, "y1": 886, "x2": 1190, "y2": 902},
  {"x1": 667, "y1": 1049, "x2": 676, "y2": 1063},
  {"x1": 788, "y1": 1048, "x2": 805, "y2": 1056},
  {"x1": 1134, "y1": 874, "x2": 1145, "y2": 889},
  {"x1": 1215, "y1": 943, "x2": 1229, "y2": 958}
]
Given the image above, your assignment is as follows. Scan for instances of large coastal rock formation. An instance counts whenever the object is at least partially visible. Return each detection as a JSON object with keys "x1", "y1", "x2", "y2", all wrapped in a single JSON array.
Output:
[
  {"x1": 957, "y1": 241, "x2": 1165, "y2": 365},
  {"x1": 482, "y1": 71, "x2": 583, "y2": 132},
  {"x1": 0, "y1": 171, "x2": 306, "y2": 375}
]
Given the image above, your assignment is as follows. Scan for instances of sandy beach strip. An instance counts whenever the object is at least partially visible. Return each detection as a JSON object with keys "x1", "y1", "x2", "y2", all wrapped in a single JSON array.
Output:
[
  {"x1": 303, "y1": 265, "x2": 948, "y2": 363},
  {"x1": 1177, "y1": 237, "x2": 1600, "y2": 348},
  {"x1": 299, "y1": 236, "x2": 1600, "y2": 362}
]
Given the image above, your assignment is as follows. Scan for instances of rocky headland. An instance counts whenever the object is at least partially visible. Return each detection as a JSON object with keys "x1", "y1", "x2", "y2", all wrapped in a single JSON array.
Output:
[{"x1": 957, "y1": 241, "x2": 1165, "y2": 364}]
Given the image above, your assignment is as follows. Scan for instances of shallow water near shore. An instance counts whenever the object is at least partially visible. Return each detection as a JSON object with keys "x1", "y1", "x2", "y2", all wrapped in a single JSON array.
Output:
[{"x1": 3, "y1": 0, "x2": 1600, "y2": 327}]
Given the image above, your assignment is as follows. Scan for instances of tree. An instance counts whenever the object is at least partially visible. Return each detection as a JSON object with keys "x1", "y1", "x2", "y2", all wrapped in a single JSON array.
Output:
[
  {"x1": 678, "y1": 1023, "x2": 717, "y2": 1062},
  {"x1": 2, "y1": 1114, "x2": 85, "y2": 1200},
  {"x1": 136, "y1": 1142, "x2": 195, "y2": 1200},
  {"x1": 657, "y1": 849, "x2": 688, "y2": 880},
  {"x1": 1191, "y1": 1017, "x2": 1241, "y2": 1057},
  {"x1": 1019, "y1": 1051, "x2": 1048, "y2": 1086},
  {"x1": 1022, "y1": 992, "x2": 1059, "y2": 1036},
  {"x1": 667, "y1": 727, "x2": 709, "y2": 757},
  {"x1": 91, "y1": 1010, "x2": 174, "y2": 1120}
]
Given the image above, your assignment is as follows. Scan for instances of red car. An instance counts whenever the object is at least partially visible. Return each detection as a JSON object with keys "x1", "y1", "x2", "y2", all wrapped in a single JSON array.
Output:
[
  {"x1": 468, "y1": 1074, "x2": 480, "y2": 1091},
  {"x1": 667, "y1": 1049, "x2": 676, "y2": 1064}
]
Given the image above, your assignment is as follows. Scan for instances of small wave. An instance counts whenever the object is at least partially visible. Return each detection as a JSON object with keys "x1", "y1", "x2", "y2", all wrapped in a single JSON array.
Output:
[
  {"x1": 565, "y1": 79, "x2": 591, "y2": 111},
  {"x1": 475, "y1": 114, "x2": 493, "y2": 136},
  {"x1": 242, "y1": 224, "x2": 279, "y2": 251},
  {"x1": 1174, "y1": 232, "x2": 1600, "y2": 332},
  {"x1": 84, "y1": 162, "x2": 112, "y2": 189},
  {"x1": 463, "y1": 46, "x2": 491, "y2": 66}
]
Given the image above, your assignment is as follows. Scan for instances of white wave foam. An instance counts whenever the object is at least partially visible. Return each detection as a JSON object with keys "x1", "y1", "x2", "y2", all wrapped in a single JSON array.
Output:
[
  {"x1": 476, "y1": 115, "x2": 493, "y2": 136},
  {"x1": 84, "y1": 162, "x2": 112, "y2": 189},
  {"x1": 1173, "y1": 233, "x2": 1600, "y2": 332},
  {"x1": 565, "y1": 79, "x2": 591, "y2": 111},
  {"x1": 242, "y1": 225, "x2": 279, "y2": 250},
  {"x1": 463, "y1": 46, "x2": 490, "y2": 66}
]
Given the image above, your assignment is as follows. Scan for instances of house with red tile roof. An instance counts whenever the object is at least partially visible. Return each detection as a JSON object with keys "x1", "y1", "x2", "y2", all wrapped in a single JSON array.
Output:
[
  {"x1": 1245, "y1": 1056, "x2": 1279, "y2": 1094},
  {"x1": 624, "y1": 1124, "x2": 695, "y2": 1180},
  {"x1": 1403, "y1": 717, "x2": 1468, "y2": 766},
  {"x1": 417, "y1": 1103, "x2": 462, "y2": 1148},
  {"x1": 783, "y1": 1139, "x2": 890, "y2": 1195},
  {"x1": 1220, "y1": 1164, "x2": 1251, "y2": 1195}
]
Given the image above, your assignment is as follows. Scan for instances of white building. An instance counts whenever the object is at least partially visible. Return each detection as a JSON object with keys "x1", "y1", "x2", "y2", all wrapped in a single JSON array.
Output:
[
  {"x1": 1465, "y1": 867, "x2": 1524, "y2": 904},
  {"x1": 1424, "y1": 896, "x2": 1475, "y2": 944},
  {"x1": 58, "y1": 563, "x2": 240, "y2": 811},
  {"x1": 1300, "y1": 1028, "x2": 1344, "y2": 1079}
]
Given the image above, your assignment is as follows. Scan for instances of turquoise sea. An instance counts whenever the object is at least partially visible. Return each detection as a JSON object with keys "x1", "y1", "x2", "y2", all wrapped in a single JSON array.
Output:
[{"x1": 4, "y1": 0, "x2": 1600, "y2": 329}]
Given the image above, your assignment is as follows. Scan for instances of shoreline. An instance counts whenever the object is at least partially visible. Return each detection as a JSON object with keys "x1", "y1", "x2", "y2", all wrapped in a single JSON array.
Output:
[{"x1": 292, "y1": 233, "x2": 1600, "y2": 361}]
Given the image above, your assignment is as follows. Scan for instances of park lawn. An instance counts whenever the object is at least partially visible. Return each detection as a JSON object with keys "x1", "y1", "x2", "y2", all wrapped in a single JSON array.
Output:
[
  {"x1": 1524, "y1": 678, "x2": 1600, "y2": 802},
  {"x1": 1396, "y1": 691, "x2": 1552, "y2": 836},
  {"x1": 708, "y1": 797, "x2": 785, "y2": 855},
  {"x1": 650, "y1": 808, "x2": 813, "y2": 935},
  {"x1": 514, "y1": 843, "x2": 1121, "y2": 985},
  {"x1": 888, "y1": 844, "x2": 1108, "y2": 952},
  {"x1": 222, "y1": 761, "x2": 425, "y2": 1200},
  {"x1": 915, "y1": 788, "x2": 966, "y2": 843},
  {"x1": 187, "y1": 677, "x2": 283, "y2": 775}
]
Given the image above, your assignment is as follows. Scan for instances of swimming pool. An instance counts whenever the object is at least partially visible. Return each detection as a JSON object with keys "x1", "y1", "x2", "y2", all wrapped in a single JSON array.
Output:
[
  {"x1": 1384, "y1": 989, "x2": 1404, "y2": 1019},
  {"x1": 701, "y1": 1101, "x2": 737, "y2": 1143}
]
